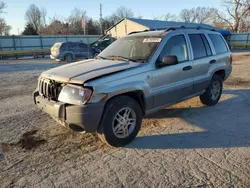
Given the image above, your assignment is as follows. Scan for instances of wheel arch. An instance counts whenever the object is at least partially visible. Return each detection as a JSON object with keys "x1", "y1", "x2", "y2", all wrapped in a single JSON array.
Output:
[
  {"x1": 104, "y1": 90, "x2": 146, "y2": 115},
  {"x1": 214, "y1": 69, "x2": 225, "y2": 80},
  {"x1": 64, "y1": 52, "x2": 75, "y2": 60}
]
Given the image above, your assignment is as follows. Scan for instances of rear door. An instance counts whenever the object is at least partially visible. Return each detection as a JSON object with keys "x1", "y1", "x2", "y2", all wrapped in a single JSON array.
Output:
[
  {"x1": 187, "y1": 33, "x2": 214, "y2": 93},
  {"x1": 79, "y1": 43, "x2": 90, "y2": 58},
  {"x1": 151, "y1": 34, "x2": 194, "y2": 108}
]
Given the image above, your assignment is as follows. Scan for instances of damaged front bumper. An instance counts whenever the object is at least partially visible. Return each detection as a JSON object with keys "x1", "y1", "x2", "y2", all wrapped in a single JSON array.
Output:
[{"x1": 33, "y1": 91, "x2": 104, "y2": 132}]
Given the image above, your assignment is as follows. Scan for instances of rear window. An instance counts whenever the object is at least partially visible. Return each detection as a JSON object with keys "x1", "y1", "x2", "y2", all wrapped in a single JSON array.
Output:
[
  {"x1": 208, "y1": 34, "x2": 228, "y2": 54},
  {"x1": 52, "y1": 42, "x2": 62, "y2": 50}
]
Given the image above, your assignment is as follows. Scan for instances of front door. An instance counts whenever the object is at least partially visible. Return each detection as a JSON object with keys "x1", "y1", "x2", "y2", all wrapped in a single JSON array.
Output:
[{"x1": 151, "y1": 34, "x2": 194, "y2": 108}]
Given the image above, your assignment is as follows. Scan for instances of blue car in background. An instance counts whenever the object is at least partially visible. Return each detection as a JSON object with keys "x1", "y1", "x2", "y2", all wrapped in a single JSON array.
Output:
[{"x1": 50, "y1": 41, "x2": 93, "y2": 63}]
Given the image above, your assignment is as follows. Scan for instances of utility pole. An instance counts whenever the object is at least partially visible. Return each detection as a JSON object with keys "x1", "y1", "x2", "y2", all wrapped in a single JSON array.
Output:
[
  {"x1": 82, "y1": 16, "x2": 86, "y2": 35},
  {"x1": 100, "y1": 3, "x2": 103, "y2": 35}
]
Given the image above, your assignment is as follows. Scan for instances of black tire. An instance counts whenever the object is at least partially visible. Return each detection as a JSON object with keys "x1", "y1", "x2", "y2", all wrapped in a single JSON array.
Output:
[
  {"x1": 97, "y1": 96, "x2": 142, "y2": 147},
  {"x1": 200, "y1": 74, "x2": 223, "y2": 106},
  {"x1": 65, "y1": 54, "x2": 73, "y2": 63}
]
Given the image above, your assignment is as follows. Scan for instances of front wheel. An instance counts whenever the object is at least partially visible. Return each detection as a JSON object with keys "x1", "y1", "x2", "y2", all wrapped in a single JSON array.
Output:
[
  {"x1": 200, "y1": 75, "x2": 223, "y2": 106},
  {"x1": 97, "y1": 96, "x2": 142, "y2": 147}
]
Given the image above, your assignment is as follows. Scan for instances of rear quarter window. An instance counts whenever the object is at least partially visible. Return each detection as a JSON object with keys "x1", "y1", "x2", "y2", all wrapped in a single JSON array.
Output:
[{"x1": 208, "y1": 34, "x2": 228, "y2": 54}]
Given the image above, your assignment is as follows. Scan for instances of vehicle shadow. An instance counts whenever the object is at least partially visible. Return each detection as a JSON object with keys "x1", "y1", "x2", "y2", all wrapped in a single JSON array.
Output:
[{"x1": 127, "y1": 89, "x2": 250, "y2": 149}]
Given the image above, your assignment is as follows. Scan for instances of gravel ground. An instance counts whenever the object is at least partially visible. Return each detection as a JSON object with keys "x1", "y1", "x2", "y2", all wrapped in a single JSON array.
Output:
[{"x1": 0, "y1": 55, "x2": 250, "y2": 188}]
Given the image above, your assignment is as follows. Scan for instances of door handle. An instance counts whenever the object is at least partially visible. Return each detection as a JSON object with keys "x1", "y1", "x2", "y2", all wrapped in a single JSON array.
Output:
[
  {"x1": 183, "y1": 66, "x2": 192, "y2": 71},
  {"x1": 209, "y1": 59, "x2": 217, "y2": 64}
]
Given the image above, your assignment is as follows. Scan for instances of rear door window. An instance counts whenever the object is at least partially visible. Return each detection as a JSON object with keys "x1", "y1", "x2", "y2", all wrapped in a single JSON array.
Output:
[
  {"x1": 188, "y1": 34, "x2": 207, "y2": 59},
  {"x1": 79, "y1": 43, "x2": 88, "y2": 51},
  {"x1": 70, "y1": 43, "x2": 79, "y2": 50},
  {"x1": 208, "y1": 34, "x2": 228, "y2": 54}
]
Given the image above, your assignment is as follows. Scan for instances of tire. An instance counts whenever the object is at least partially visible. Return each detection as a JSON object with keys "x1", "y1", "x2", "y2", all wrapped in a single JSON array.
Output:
[
  {"x1": 97, "y1": 96, "x2": 142, "y2": 147},
  {"x1": 200, "y1": 74, "x2": 223, "y2": 106},
  {"x1": 65, "y1": 54, "x2": 73, "y2": 63}
]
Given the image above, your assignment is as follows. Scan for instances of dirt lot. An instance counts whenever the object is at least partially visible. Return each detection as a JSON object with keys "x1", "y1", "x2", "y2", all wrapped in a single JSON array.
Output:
[{"x1": 0, "y1": 55, "x2": 250, "y2": 188}]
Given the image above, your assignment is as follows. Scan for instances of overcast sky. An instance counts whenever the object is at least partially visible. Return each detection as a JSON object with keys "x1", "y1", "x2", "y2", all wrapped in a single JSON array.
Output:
[{"x1": 3, "y1": 0, "x2": 222, "y2": 34}]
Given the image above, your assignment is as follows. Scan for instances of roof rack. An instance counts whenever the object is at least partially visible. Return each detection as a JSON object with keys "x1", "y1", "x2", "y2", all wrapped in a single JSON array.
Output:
[
  {"x1": 165, "y1": 26, "x2": 216, "y2": 32},
  {"x1": 127, "y1": 26, "x2": 217, "y2": 35},
  {"x1": 128, "y1": 29, "x2": 150, "y2": 35}
]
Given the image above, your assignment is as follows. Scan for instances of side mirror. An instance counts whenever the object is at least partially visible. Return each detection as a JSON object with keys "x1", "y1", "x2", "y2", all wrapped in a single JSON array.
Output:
[{"x1": 157, "y1": 55, "x2": 178, "y2": 68}]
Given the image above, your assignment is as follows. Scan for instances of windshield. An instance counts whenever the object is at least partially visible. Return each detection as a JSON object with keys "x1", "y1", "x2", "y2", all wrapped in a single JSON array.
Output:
[{"x1": 98, "y1": 36, "x2": 162, "y2": 62}]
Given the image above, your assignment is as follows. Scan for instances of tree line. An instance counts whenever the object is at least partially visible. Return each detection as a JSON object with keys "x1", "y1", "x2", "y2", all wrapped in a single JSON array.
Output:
[{"x1": 0, "y1": 0, "x2": 250, "y2": 35}]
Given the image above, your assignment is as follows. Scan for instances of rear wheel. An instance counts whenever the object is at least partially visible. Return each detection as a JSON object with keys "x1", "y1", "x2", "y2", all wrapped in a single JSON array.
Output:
[
  {"x1": 97, "y1": 96, "x2": 142, "y2": 147},
  {"x1": 200, "y1": 74, "x2": 223, "y2": 106},
  {"x1": 65, "y1": 54, "x2": 73, "y2": 63}
]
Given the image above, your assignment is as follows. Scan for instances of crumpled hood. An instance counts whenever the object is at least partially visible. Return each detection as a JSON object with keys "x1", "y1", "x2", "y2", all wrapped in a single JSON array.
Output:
[{"x1": 41, "y1": 59, "x2": 141, "y2": 84}]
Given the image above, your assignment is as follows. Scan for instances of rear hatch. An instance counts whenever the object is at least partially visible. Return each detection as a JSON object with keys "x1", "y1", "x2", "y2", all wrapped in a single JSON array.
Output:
[{"x1": 51, "y1": 42, "x2": 62, "y2": 57}]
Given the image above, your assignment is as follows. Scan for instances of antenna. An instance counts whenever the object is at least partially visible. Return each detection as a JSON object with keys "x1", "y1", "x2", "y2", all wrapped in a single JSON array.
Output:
[{"x1": 100, "y1": 3, "x2": 103, "y2": 35}]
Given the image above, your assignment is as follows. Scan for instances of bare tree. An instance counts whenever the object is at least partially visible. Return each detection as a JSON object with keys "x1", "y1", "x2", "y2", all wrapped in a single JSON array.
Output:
[
  {"x1": 40, "y1": 20, "x2": 68, "y2": 35},
  {"x1": 153, "y1": 13, "x2": 177, "y2": 21},
  {"x1": 67, "y1": 8, "x2": 87, "y2": 34},
  {"x1": 0, "y1": 2, "x2": 6, "y2": 13},
  {"x1": 110, "y1": 6, "x2": 134, "y2": 23},
  {"x1": 164, "y1": 13, "x2": 177, "y2": 21},
  {"x1": 25, "y1": 4, "x2": 46, "y2": 32},
  {"x1": 0, "y1": 1, "x2": 11, "y2": 35},
  {"x1": 179, "y1": 7, "x2": 218, "y2": 24},
  {"x1": 216, "y1": 0, "x2": 250, "y2": 32},
  {"x1": 240, "y1": 15, "x2": 250, "y2": 31},
  {"x1": 40, "y1": 7, "x2": 47, "y2": 27}
]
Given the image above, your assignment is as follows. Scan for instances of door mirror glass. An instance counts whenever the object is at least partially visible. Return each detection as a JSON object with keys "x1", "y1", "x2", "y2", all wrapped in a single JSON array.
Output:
[{"x1": 158, "y1": 55, "x2": 178, "y2": 68}]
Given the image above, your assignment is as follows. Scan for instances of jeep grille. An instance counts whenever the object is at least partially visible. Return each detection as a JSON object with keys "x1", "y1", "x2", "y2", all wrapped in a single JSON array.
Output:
[{"x1": 38, "y1": 78, "x2": 62, "y2": 100}]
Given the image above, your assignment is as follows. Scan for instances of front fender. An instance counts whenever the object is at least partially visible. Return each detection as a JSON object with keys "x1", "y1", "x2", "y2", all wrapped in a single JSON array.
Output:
[
  {"x1": 101, "y1": 81, "x2": 150, "y2": 100},
  {"x1": 88, "y1": 80, "x2": 150, "y2": 103}
]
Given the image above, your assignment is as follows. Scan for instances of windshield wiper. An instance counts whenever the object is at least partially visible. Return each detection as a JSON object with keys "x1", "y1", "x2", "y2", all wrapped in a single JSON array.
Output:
[{"x1": 107, "y1": 55, "x2": 138, "y2": 62}]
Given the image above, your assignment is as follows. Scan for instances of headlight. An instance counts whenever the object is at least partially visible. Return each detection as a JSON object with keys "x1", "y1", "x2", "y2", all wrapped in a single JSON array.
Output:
[{"x1": 58, "y1": 84, "x2": 92, "y2": 105}]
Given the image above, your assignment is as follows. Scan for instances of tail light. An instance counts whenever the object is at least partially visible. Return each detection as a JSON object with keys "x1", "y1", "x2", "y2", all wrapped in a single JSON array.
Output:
[{"x1": 230, "y1": 54, "x2": 233, "y2": 65}]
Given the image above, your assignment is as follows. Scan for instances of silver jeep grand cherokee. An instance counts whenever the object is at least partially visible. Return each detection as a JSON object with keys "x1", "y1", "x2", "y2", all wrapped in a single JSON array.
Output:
[{"x1": 34, "y1": 28, "x2": 232, "y2": 147}]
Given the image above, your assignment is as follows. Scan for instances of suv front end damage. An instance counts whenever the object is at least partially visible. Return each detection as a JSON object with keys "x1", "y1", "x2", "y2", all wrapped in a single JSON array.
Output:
[{"x1": 33, "y1": 77, "x2": 104, "y2": 133}]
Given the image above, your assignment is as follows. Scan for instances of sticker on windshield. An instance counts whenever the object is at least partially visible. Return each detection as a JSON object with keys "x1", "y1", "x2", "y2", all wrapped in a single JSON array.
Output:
[{"x1": 143, "y1": 38, "x2": 162, "y2": 43}]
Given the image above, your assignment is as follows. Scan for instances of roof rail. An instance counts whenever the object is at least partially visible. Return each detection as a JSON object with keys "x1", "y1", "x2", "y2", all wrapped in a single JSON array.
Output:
[
  {"x1": 127, "y1": 26, "x2": 217, "y2": 36},
  {"x1": 128, "y1": 29, "x2": 150, "y2": 35},
  {"x1": 165, "y1": 26, "x2": 216, "y2": 32}
]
